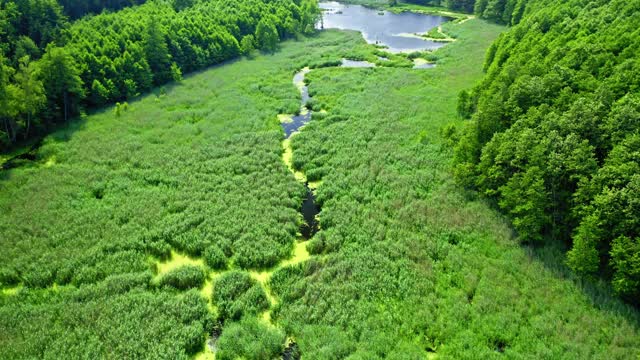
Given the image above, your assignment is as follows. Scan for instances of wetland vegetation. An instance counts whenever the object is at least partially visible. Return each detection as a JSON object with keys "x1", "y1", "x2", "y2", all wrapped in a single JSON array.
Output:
[{"x1": 1, "y1": 0, "x2": 640, "y2": 358}]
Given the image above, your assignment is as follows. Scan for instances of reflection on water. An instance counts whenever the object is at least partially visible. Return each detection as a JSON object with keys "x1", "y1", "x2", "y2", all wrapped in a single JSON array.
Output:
[
  {"x1": 319, "y1": 1, "x2": 449, "y2": 53},
  {"x1": 282, "y1": 68, "x2": 312, "y2": 138},
  {"x1": 341, "y1": 59, "x2": 376, "y2": 68}
]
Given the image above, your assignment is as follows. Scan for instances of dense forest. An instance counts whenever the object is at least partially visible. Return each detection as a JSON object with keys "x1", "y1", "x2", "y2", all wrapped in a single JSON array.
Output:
[
  {"x1": 455, "y1": 0, "x2": 640, "y2": 300},
  {"x1": 0, "y1": 0, "x2": 319, "y2": 150}
]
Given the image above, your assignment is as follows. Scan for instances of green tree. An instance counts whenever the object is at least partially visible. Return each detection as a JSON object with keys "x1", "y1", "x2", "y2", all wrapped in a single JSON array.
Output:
[
  {"x1": 0, "y1": 53, "x2": 18, "y2": 144},
  {"x1": 13, "y1": 36, "x2": 40, "y2": 64},
  {"x1": 14, "y1": 56, "x2": 45, "y2": 138},
  {"x1": 255, "y1": 18, "x2": 279, "y2": 53},
  {"x1": 90, "y1": 79, "x2": 110, "y2": 106},
  {"x1": 498, "y1": 166, "x2": 549, "y2": 243},
  {"x1": 611, "y1": 234, "x2": 640, "y2": 298},
  {"x1": 301, "y1": 0, "x2": 321, "y2": 34},
  {"x1": 39, "y1": 45, "x2": 84, "y2": 123},
  {"x1": 144, "y1": 18, "x2": 172, "y2": 85},
  {"x1": 170, "y1": 62, "x2": 182, "y2": 82},
  {"x1": 240, "y1": 35, "x2": 255, "y2": 56}
]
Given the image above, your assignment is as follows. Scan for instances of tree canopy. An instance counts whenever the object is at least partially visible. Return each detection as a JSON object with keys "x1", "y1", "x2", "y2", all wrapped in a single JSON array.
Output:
[
  {"x1": 0, "y1": 0, "x2": 320, "y2": 150},
  {"x1": 455, "y1": 0, "x2": 640, "y2": 301}
]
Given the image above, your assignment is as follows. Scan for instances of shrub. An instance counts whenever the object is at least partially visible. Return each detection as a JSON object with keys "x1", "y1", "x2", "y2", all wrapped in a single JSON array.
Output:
[
  {"x1": 216, "y1": 317, "x2": 285, "y2": 360},
  {"x1": 23, "y1": 267, "x2": 55, "y2": 288},
  {"x1": 0, "y1": 268, "x2": 20, "y2": 287},
  {"x1": 159, "y1": 265, "x2": 206, "y2": 290},
  {"x1": 204, "y1": 246, "x2": 227, "y2": 270},
  {"x1": 212, "y1": 271, "x2": 269, "y2": 321}
]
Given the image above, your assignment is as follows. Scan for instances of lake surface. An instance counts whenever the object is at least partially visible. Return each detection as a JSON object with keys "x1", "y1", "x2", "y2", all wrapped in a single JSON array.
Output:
[{"x1": 319, "y1": 1, "x2": 450, "y2": 53}]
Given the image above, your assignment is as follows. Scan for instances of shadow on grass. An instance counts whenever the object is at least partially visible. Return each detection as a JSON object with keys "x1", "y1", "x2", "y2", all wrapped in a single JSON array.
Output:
[{"x1": 459, "y1": 185, "x2": 640, "y2": 327}]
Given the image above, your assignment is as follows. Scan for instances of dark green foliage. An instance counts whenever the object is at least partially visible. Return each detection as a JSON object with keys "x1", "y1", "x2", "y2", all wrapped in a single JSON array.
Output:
[
  {"x1": 455, "y1": 0, "x2": 640, "y2": 298},
  {"x1": 256, "y1": 18, "x2": 279, "y2": 53},
  {"x1": 216, "y1": 317, "x2": 285, "y2": 360},
  {"x1": 0, "y1": 268, "x2": 20, "y2": 287},
  {"x1": 204, "y1": 246, "x2": 227, "y2": 270},
  {"x1": 144, "y1": 17, "x2": 172, "y2": 86},
  {"x1": 212, "y1": 271, "x2": 269, "y2": 321},
  {"x1": 158, "y1": 265, "x2": 206, "y2": 290},
  {"x1": 38, "y1": 44, "x2": 84, "y2": 122},
  {"x1": 240, "y1": 35, "x2": 256, "y2": 56},
  {"x1": 0, "y1": 284, "x2": 210, "y2": 359},
  {"x1": 57, "y1": 0, "x2": 147, "y2": 19},
  {"x1": 0, "y1": 0, "x2": 66, "y2": 50},
  {"x1": 568, "y1": 135, "x2": 640, "y2": 298}
]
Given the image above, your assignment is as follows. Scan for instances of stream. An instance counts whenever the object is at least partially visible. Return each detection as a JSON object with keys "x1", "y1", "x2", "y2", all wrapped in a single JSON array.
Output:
[{"x1": 282, "y1": 68, "x2": 320, "y2": 240}]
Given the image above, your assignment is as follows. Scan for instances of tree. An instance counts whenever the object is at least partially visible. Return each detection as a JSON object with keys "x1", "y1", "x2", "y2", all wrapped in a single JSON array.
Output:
[
  {"x1": 255, "y1": 18, "x2": 279, "y2": 53},
  {"x1": 611, "y1": 234, "x2": 640, "y2": 298},
  {"x1": 172, "y1": 0, "x2": 194, "y2": 11},
  {"x1": 0, "y1": 53, "x2": 18, "y2": 144},
  {"x1": 240, "y1": 35, "x2": 255, "y2": 56},
  {"x1": 90, "y1": 79, "x2": 110, "y2": 106},
  {"x1": 301, "y1": 0, "x2": 321, "y2": 34},
  {"x1": 144, "y1": 18, "x2": 172, "y2": 85},
  {"x1": 39, "y1": 45, "x2": 84, "y2": 123},
  {"x1": 14, "y1": 56, "x2": 45, "y2": 138},
  {"x1": 170, "y1": 62, "x2": 182, "y2": 82},
  {"x1": 498, "y1": 166, "x2": 550, "y2": 243},
  {"x1": 13, "y1": 36, "x2": 40, "y2": 64}
]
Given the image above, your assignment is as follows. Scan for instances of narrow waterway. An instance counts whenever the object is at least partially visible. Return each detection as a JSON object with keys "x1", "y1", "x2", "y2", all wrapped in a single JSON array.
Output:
[{"x1": 280, "y1": 68, "x2": 320, "y2": 240}]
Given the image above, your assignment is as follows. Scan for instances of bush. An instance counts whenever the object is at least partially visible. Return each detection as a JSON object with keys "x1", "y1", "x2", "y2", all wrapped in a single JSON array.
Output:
[
  {"x1": 216, "y1": 317, "x2": 285, "y2": 360},
  {"x1": 159, "y1": 265, "x2": 206, "y2": 290},
  {"x1": 204, "y1": 246, "x2": 227, "y2": 270},
  {"x1": 23, "y1": 267, "x2": 55, "y2": 288},
  {"x1": 0, "y1": 268, "x2": 20, "y2": 287},
  {"x1": 212, "y1": 271, "x2": 269, "y2": 321}
]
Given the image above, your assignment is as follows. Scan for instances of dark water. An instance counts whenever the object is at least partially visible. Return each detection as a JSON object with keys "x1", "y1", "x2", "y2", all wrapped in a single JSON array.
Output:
[
  {"x1": 282, "y1": 111, "x2": 311, "y2": 138},
  {"x1": 282, "y1": 68, "x2": 312, "y2": 138},
  {"x1": 300, "y1": 186, "x2": 319, "y2": 239},
  {"x1": 279, "y1": 69, "x2": 320, "y2": 240},
  {"x1": 319, "y1": 1, "x2": 450, "y2": 53},
  {"x1": 282, "y1": 340, "x2": 301, "y2": 360}
]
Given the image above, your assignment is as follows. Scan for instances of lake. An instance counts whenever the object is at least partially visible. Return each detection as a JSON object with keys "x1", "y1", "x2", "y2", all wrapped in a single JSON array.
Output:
[{"x1": 319, "y1": 1, "x2": 450, "y2": 53}]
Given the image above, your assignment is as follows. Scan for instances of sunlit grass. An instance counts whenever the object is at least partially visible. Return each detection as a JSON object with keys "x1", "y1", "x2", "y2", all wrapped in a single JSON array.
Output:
[{"x1": 155, "y1": 251, "x2": 205, "y2": 276}]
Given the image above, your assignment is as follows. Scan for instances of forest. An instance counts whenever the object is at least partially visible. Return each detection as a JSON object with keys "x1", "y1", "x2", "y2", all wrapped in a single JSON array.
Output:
[
  {"x1": 0, "y1": 0, "x2": 319, "y2": 149},
  {"x1": 455, "y1": 0, "x2": 640, "y2": 301},
  {"x1": 1, "y1": 0, "x2": 640, "y2": 358}
]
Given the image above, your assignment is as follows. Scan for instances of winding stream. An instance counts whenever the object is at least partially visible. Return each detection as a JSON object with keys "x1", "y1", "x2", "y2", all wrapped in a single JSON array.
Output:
[{"x1": 281, "y1": 68, "x2": 320, "y2": 240}]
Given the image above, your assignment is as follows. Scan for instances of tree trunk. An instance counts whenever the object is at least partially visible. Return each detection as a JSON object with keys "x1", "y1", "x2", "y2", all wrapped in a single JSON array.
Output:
[
  {"x1": 2, "y1": 118, "x2": 10, "y2": 144},
  {"x1": 64, "y1": 91, "x2": 69, "y2": 122},
  {"x1": 5, "y1": 117, "x2": 16, "y2": 143},
  {"x1": 25, "y1": 112, "x2": 31, "y2": 140}
]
